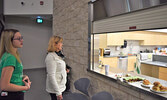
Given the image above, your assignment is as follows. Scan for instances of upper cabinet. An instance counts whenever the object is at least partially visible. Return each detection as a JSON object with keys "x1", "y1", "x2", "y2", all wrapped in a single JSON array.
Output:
[
  {"x1": 99, "y1": 33, "x2": 124, "y2": 48},
  {"x1": 4, "y1": 0, "x2": 53, "y2": 15},
  {"x1": 128, "y1": 31, "x2": 167, "y2": 45},
  {"x1": 99, "y1": 31, "x2": 167, "y2": 48}
]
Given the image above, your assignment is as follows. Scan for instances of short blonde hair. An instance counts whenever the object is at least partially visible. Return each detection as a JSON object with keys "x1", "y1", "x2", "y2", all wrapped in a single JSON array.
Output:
[{"x1": 47, "y1": 36, "x2": 63, "y2": 52}]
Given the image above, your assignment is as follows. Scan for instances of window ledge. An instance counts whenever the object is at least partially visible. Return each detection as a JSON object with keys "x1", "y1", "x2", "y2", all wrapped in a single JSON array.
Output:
[{"x1": 87, "y1": 69, "x2": 167, "y2": 99}]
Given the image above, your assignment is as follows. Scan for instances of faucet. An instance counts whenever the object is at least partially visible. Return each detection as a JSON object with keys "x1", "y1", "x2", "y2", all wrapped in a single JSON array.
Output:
[{"x1": 99, "y1": 60, "x2": 104, "y2": 68}]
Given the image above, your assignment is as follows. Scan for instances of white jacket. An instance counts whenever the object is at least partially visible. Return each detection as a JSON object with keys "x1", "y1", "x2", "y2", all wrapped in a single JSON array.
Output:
[{"x1": 45, "y1": 52, "x2": 67, "y2": 96}]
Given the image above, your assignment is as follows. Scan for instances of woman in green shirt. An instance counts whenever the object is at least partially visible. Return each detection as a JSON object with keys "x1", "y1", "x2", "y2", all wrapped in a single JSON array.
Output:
[{"x1": 0, "y1": 29, "x2": 31, "y2": 100}]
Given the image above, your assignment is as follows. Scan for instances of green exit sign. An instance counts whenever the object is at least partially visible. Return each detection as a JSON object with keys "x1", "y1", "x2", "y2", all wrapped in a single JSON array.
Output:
[{"x1": 36, "y1": 18, "x2": 43, "y2": 24}]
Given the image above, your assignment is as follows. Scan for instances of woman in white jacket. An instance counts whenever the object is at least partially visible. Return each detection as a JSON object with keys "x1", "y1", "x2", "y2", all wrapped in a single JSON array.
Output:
[{"x1": 45, "y1": 36, "x2": 67, "y2": 100}]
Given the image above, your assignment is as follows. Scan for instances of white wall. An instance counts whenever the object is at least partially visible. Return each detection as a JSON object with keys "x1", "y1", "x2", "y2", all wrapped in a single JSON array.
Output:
[
  {"x1": 5, "y1": 15, "x2": 52, "y2": 69},
  {"x1": 4, "y1": 0, "x2": 53, "y2": 15},
  {"x1": 23, "y1": 68, "x2": 49, "y2": 100},
  {"x1": 4, "y1": 15, "x2": 52, "y2": 100}
]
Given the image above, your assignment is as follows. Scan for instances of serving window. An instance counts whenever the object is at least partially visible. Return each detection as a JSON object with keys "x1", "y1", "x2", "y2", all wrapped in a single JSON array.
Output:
[
  {"x1": 88, "y1": 0, "x2": 167, "y2": 82},
  {"x1": 90, "y1": 29, "x2": 167, "y2": 81}
]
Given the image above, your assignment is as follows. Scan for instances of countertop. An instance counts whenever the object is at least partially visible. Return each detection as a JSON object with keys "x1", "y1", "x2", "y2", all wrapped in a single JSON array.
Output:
[
  {"x1": 141, "y1": 61, "x2": 167, "y2": 68},
  {"x1": 103, "y1": 54, "x2": 137, "y2": 58}
]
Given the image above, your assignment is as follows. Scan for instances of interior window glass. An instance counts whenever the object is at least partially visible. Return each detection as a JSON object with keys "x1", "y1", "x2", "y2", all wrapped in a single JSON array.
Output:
[{"x1": 90, "y1": 29, "x2": 167, "y2": 81}]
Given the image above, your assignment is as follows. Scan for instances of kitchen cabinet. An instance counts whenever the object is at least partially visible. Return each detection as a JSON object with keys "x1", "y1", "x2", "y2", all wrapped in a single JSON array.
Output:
[
  {"x1": 159, "y1": 67, "x2": 167, "y2": 81},
  {"x1": 99, "y1": 56, "x2": 137, "y2": 72},
  {"x1": 99, "y1": 34, "x2": 107, "y2": 48},
  {"x1": 99, "y1": 33, "x2": 124, "y2": 48},
  {"x1": 122, "y1": 31, "x2": 167, "y2": 45},
  {"x1": 139, "y1": 31, "x2": 167, "y2": 45},
  {"x1": 99, "y1": 31, "x2": 167, "y2": 48},
  {"x1": 99, "y1": 57, "x2": 118, "y2": 72},
  {"x1": 107, "y1": 33, "x2": 124, "y2": 46},
  {"x1": 127, "y1": 56, "x2": 137, "y2": 71},
  {"x1": 141, "y1": 64, "x2": 167, "y2": 81}
]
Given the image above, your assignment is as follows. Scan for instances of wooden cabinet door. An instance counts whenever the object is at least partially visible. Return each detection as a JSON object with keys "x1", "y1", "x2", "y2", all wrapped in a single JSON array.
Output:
[
  {"x1": 99, "y1": 34, "x2": 107, "y2": 48},
  {"x1": 127, "y1": 56, "x2": 137, "y2": 71},
  {"x1": 140, "y1": 64, "x2": 167, "y2": 80},
  {"x1": 102, "y1": 57, "x2": 118, "y2": 68},
  {"x1": 107, "y1": 33, "x2": 124, "y2": 46},
  {"x1": 159, "y1": 67, "x2": 167, "y2": 81},
  {"x1": 100, "y1": 57, "x2": 118, "y2": 72},
  {"x1": 141, "y1": 64, "x2": 153, "y2": 76}
]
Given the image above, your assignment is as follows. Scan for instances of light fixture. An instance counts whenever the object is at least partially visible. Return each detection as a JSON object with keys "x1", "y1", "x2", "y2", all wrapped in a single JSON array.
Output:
[{"x1": 146, "y1": 29, "x2": 167, "y2": 33}]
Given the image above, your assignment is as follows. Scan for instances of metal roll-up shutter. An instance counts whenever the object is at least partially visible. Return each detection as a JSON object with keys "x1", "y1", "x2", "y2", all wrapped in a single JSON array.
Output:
[{"x1": 93, "y1": 4, "x2": 167, "y2": 33}]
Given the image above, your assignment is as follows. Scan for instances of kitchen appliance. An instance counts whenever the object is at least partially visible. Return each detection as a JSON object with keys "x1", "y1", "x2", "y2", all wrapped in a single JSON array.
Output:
[
  {"x1": 103, "y1": 49, "x2": 110, "y2": 56},
  {"x1": 105, "y1": 65, "x2": 109, "y2": 75},
  {"x1": 140, "y1": 53, "x2": 153, "y2": 61},
  {"x1": 118, "y1": 57, "x2": 128, "y2": 71}
]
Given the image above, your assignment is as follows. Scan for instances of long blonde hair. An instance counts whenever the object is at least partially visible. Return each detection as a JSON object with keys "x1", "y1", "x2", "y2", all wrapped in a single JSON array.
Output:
[
  {"x1": 47, "y1": 36, "x2": 63, "y2": 52},
  {"x1": 0, "y1": 29, "x2": 21, "y2": 63}
]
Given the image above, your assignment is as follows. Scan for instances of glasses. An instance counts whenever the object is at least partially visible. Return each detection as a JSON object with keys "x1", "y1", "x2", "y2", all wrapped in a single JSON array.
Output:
[
  {"x1": 55, "y1": 41, "x2": 63, "y2": 44},
  {"x1": 13, "y1": 36, "x2": 23, "y2": 41}
]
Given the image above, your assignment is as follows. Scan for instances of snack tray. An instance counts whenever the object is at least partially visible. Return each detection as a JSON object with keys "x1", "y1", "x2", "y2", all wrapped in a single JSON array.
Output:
[
  {"x1": 150, "y1": 86, "x2": 167, "y2": 94},
  {"x1": 141, "y1": 82, "x2": 153, "y2": 88}
]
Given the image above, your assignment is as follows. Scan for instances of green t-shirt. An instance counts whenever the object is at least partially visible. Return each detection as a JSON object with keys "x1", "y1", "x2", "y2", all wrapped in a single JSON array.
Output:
[{"x1": 0, "y1": 52, "x2": 24, "y2": 86}]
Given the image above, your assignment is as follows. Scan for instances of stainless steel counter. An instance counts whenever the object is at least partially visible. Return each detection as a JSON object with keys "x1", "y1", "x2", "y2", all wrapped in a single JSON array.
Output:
[
  {"x1": 141, "y1": 61, "x2": 167, "y2": 68},
  {"x1": 103, "y1": 54, "x2": 136, "y2": 58}
]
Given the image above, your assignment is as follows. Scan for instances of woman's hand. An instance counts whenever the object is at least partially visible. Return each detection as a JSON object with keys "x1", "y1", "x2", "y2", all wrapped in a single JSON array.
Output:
[
  {"x1": 22, "y1": 75, "x2": 30, "y2": 81},
  {"x1": 22, "y1": 75, "x2": 31, "y2": 90},
  {"x1": 57, "y1": 95, "x2": 63, "y2": 100},
  {"x1": 66, "y1": 69, "x2": 70, "y2": 73}
]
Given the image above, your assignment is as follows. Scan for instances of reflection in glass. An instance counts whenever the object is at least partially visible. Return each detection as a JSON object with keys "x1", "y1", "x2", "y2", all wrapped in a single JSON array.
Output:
[
  {"x1": 128, "y1": 0, "x2": 167, "y2": 11},
  {"x1": 93, "y1": 0, "x2": 167, "y2": 20}
]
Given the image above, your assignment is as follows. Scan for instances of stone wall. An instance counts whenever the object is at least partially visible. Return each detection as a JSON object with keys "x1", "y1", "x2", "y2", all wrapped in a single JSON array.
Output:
[
  {"x1": 53, "y1": 0, "x2": 89, "y2": 80},
  {"x1": 53, "y1": 0, "x2": 162, "y2": 100}
]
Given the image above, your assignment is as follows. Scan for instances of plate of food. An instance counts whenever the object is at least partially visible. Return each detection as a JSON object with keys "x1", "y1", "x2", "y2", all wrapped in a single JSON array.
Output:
[
  {"x1": 115, "y1": 73, "x2": 131, "y2": 78},
  {"x1": 115, "y1": 73, "x2": 123, "y2": 78},
  {"x1": 123, "y1": 76, "x2": 145, "y2": 83},
  {"x1": 150, "y1": 82, "x2": 167, "y2": 93},
  {"x1": 141, "y1": 80, "x2": 153, "y2": 88}
]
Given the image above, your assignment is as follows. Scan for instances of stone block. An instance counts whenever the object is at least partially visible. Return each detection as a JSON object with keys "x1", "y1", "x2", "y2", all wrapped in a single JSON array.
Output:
[
  {"x1": 110, "y1": 87, "x2": 128, "y2": 100},
  {"x1": 80, "y1": 57, "x2": 88, "y2": 65},
  {"x1": 119, "y1": 85, "x2": 140, "y2": 98},
  {"x1": 128, "y1": 95, "x2": 141, "y2": 100},
  {"x1": 140, "y1": 93, "x2": 162, "y2": 100}
]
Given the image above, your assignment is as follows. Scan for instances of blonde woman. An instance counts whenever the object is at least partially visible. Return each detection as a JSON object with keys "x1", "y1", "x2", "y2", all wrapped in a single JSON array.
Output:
[
  {"x1": 0, "y1": 29, "x2": 31, "y2": 100},
  {"x1": 45, "y1": 36, "x2": 67, "y2": 100}
]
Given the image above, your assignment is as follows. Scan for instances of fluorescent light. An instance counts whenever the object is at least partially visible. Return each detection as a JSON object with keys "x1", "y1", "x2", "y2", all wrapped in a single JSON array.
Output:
[{"x1": 146, "y1": 29, "x2": 167, "y2": 33}]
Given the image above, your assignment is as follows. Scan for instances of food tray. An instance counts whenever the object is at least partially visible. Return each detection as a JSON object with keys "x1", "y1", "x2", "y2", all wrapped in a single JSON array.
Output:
[
  {"x1": 141, "y1": 82, "x2": 153, "y2": 88},
  {"x1": 150, "y1": 86, "x2": 167, "y2": 94},
  {"x1": 123, "y1": 76, "x2": 145, "y2": 83}
]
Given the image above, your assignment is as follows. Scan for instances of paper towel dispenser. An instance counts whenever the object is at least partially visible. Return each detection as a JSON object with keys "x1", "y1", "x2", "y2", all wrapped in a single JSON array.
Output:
[{"x1": 121, "y1": 40, "x2": 127, "y2": 48}]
